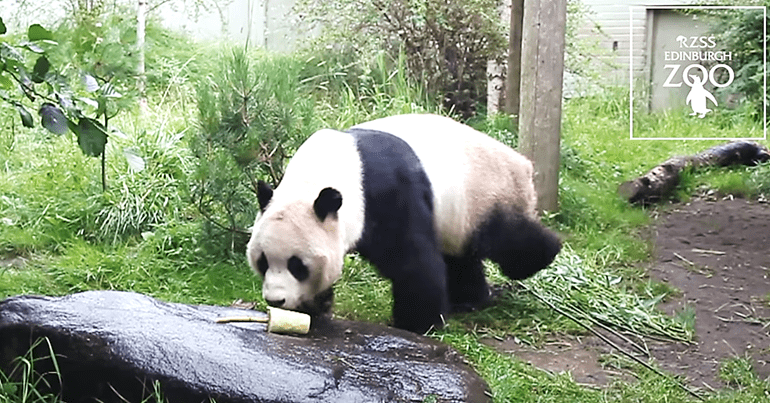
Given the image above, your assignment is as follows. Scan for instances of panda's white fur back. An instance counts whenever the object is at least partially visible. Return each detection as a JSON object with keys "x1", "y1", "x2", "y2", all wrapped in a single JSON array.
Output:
[{"x1": 353, "y1": 114, "x2": 536, "y2": 255}]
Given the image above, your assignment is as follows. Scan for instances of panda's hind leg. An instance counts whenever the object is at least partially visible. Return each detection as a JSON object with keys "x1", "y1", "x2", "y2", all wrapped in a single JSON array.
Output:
[
  {"x1": 479, "y1": 209, "x2": 562, "y2": 281},
  {"x1": 444, "y1": 254, "x2": 491, "y2": 313}
]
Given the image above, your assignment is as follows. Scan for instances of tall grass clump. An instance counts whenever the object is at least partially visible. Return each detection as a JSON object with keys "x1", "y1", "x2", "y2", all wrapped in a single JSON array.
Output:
[
  {"x1": 90, "y1": 126, "x2": 192, "y2": 245},
  {"x1": 94, "y1": 29, "x2": 205, "y2": 246},
  {"x1": 0, "y1": 10, "x2": 207, "y2": 250},
  {"x1": 0, "y1": 129, "x2": 103, "y2": 254},
  {"x1": 0, "y1": 98, "x2": 195, "y2": 250},
  {"x1": 307, "y1": 50, "x2": 444, "y2": 128}
]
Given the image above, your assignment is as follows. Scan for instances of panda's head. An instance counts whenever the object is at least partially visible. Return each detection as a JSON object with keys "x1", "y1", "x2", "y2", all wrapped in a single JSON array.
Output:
[{"x1": 246, "y1": 181, "x2": 344, "y2": 315}]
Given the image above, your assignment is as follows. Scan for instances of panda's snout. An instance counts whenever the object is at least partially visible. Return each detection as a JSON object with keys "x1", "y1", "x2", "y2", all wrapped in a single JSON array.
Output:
[{"x1": 265, "y1": 298, "x2": 286, "y2": 307}]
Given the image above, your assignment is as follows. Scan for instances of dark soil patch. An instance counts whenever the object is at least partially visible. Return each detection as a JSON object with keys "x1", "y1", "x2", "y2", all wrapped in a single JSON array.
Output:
[
  {"x1": 485, "y1": 197, "x2": 770, "y2": 390},
  {"x1": 648, "y1": 197, "x2": 770, "y2": 389},
  {"x1": 483, "y1": 335, "x2": 616, "y2": 386},
  {"x1": 0, "y1": 254, "x2": 27, "y2": 269}
]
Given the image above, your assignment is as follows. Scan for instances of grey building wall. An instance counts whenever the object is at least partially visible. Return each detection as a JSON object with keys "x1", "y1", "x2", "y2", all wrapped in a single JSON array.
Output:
[
  {"x1": 645, "y1": 9, "x2": 712, "y2": 112},
  {"x1": 157, "y1": 0, "x2": 304, "y2": 52}
]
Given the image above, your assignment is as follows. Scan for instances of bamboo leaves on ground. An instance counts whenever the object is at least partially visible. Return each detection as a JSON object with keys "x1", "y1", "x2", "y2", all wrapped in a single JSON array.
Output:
[{"x1": 526, "y1": 246, "x2": 694, "y2": 343}]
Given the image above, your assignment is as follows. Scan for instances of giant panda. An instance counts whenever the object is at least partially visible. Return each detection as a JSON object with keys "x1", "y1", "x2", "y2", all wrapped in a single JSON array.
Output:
[{"x1": 246, "y1": 114, "x2": 561, "y2": 334}]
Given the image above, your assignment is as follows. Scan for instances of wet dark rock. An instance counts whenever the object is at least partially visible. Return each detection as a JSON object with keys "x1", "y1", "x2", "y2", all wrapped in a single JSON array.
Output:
[{"x1": 0, "y1": 291, "x2": 490, "y2": 403}]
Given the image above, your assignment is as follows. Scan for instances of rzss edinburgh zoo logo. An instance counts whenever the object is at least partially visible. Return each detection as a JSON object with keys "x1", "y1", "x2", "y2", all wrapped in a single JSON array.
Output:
[{"x1": 663, "y1": 35, "x2": 734, "y2": 118}]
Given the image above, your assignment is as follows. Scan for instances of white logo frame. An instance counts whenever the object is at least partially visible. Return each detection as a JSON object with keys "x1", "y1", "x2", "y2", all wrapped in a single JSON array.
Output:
[{"x1": 629, "y1": 6, "x2": 767, "y2": 140}]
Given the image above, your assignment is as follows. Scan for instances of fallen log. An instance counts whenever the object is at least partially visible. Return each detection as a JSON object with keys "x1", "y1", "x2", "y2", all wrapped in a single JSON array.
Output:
[{"x1": 618, "y1": 141, "x2": 770, "y2": 204}]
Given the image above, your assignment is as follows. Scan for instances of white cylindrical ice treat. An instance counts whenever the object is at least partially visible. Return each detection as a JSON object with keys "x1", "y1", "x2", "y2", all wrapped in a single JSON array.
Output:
[{"x1": 267, "y1": 306, "x2": 311, "y2": 334}]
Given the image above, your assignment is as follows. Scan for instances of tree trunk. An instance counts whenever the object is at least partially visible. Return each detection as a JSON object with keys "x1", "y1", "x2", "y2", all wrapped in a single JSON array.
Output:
[
  {"x1": 504, "y1": 0, "x2": 524, "y2": 120},
  {"x1": 136, "y1": 0, "x2": 147, "y2": 99}
]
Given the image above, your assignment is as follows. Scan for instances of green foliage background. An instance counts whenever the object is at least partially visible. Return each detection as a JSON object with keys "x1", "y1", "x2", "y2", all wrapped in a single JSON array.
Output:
[
  {"x1": 709, "y1": 1, "x2": 768, "y2": 121},
  {"x1": 295, "y1": 0, "x2": 506, "y2": 117}
]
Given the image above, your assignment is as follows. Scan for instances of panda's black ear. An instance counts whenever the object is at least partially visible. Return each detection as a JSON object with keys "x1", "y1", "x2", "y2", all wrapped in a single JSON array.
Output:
[
  {"x1": 314, "y1": 187, "x2": 342, "y2": 221},
  {"x1": 257, "y1": 180, "x2": 273, "y2": 211}
]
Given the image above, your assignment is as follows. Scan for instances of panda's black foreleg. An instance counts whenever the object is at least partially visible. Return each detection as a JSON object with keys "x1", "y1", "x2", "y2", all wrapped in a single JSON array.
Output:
[
  {"x1": 356, "y1": 216, "x2": 450, "y2": 333},
  {"x1": 357, "y1": 208, "x2": 450, "y2": 333},
  {"x1": 353, "y1": 154, "x2": 450, "y2": 333},
  {"x1": 444, "y1": 254, "x2": 490, "y2": 312},
  {"x1": 390, "y1": 257, "x2": 449, "y2": 334},
  {"x1": 360, "y1": 235, "x2": 449, "y2": 334}
]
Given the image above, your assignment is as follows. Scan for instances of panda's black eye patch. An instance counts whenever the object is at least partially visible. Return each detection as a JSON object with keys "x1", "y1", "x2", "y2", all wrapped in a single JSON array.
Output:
[
  {"x1": 257, "y1": 253, "x2": 269, "y2": 276},
  {"x1": 287, "y1": 256, "x2": 309, "y2": 282}
]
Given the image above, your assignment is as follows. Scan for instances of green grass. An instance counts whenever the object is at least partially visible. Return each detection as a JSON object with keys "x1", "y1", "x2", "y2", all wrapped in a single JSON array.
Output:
[
  {"x1": 0, "y1": 338, "x2": 63, "y2": 403},
  {"x1": 1, "y1": 222, "x2": 262, "y2": 306},
  {"x1": 332, "y1": 254, "x2": 394, "y2": 324},
  {"x1": 632, "y1": 107, "x2": 764, "y2": 140},
  {"x1": 2, "y1": 47, "x2": 770, "y2": 403},
  {"x1": 435, "y1": 331, "x2": 604, "y2": 402}
]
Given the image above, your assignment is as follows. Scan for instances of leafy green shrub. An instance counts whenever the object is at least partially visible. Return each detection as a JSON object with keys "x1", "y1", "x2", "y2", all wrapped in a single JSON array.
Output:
[
  {"x1": 709, "y1": 3, "x2": 767, "y2": 121},
  {"x1": 296, "y1": 0, "x2": 506, "y2": 118},
  {"x1": 0, "y1": 24, "x2": 194, "y2": 249},
  {"x1": 466, "y1": 113, "x2": 518, "y2": 149},
  {"x1": 0, "y1": 17, "x2": 136, "y2": 192},
  {"x1": 189, "y1": 47, "x2": 315, "y2": 253},
  {"x1": 48, "y1": 6, "x2": 139, "y2": 110}
]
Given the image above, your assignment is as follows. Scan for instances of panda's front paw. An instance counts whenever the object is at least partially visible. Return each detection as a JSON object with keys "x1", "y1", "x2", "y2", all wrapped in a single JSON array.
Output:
[
  {"x1": 393, "y1": 314, "x2": 446, "y2": 335},
  {"x1": 297, "y1": 287, "x2": 334, "y2": 317},
  {"x1": 390, "y1": 297, "x2": 448, "y2": 333}
]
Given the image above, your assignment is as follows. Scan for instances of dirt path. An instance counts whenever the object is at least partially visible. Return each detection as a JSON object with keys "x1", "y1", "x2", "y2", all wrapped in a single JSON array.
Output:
[
  {"x1": 486, "y1": 197, "x2": 770, "y2": 389},
  {"x1": 649, "y1": 197, "x2": 769, "y2": 388}
]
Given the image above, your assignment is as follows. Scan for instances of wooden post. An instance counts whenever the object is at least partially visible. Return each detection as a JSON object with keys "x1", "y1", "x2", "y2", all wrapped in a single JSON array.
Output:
[{"x1": 518, "y1": 0, "x2": 566, "y2": 213}]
